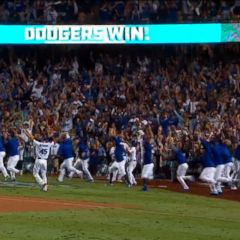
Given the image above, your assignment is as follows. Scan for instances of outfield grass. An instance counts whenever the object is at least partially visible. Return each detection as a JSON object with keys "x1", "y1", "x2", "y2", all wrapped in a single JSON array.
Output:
[{"x1": 0, "y1": 175, "x2": 239, "y2": 240}]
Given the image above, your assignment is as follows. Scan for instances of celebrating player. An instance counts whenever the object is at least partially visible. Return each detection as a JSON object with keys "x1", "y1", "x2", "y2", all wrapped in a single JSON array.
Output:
[
  {"x1": 78, "y1": 137, "x2": 94, "y2": 182},
  {"x1": 5, "y1": 129, "x2": 20, "y2": 181},
  {"x1": 174, "y1": 141, "x2": 195, "y2": 191},
  {"x1": 24, "y1": 130, "x2": 54, "y2": 192},
  {"x1": 199, "y1": 135, "x2": 218, "y2": 195},
  {"x1": 0, "y1": 131, "x2": 9, "y2": 180},
  {"x1": 141, "y1": 126, "x2": 154, "y2": 191},
  {"x1": 57, "y1": 133, "x2": 83, "y2": 182},
  {"x1": 126, "y1": 140, "x2": 137, "y2": 187}
]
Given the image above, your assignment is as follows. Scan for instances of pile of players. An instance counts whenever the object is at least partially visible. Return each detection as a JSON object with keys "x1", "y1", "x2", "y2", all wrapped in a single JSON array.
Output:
[{"x1": 0, "y1": 121, "x2": 239, "y2": 195}]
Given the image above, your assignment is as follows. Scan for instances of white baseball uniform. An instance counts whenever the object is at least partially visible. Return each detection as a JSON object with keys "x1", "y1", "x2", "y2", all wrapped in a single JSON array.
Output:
[
  {"x1": 0, "y1": 151, "x2": 9, "y2": 178},
  {"x1": 127, "y1": 146, "x2": 137, "y2": 185},
  {"x1": 33, "y1": 140, "x2": 54, "y2": 189}
]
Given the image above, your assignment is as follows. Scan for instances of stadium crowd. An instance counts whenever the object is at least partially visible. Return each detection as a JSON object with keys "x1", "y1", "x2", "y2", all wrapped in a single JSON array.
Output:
[
  {"x1": 0, "y1": 43, "x2": 239, "y2": 192},
  {"x1": 0, "y1": 0, "x2": 240, "y2": 24}
]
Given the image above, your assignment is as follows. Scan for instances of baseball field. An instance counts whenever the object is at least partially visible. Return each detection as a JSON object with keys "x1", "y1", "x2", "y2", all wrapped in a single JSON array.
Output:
[{"x1": 0, "y1": 176, "x2": 239, "y2": 240}]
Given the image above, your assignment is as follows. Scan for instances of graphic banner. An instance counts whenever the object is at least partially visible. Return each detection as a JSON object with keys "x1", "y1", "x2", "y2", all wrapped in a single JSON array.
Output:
[{"x1": 0, "y1": 24, "x2": 239, "y2": 44}]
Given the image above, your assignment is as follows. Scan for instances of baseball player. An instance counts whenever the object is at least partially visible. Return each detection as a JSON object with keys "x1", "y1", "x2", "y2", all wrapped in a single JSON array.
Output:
[
  {"x1": 126, "y1": 140, "x2": 137, "y2": 187},
  {"x1": 211, "y1": 140, "x2": 225, "y2": 194},
  {"x1": 78, "y1": 138, "x2": 94, "y2": 182},
  {"x1": 199, "y1": 137, "x2": 218, "y2": 195},
  {"x1": 50, "y1": 141, "x2": 60, "y2": 174},
  {"x1": 141, "y1": 131, "x2": 154, "y2": 192},
  {"x1": 174, "y1": 142, "x2": 195, "y2": 191},
  {"x1": 108, "y1": 136, "x2": 130, "y2": 185},
  {"x1": 0, "y1": 132, "x2": 9, "y2": 180},
  {"x1": 57, "y1": 133, "x2": 82, "y2": 182},
  {"x1": 231, "y1": 143, "x2": 240, "y2": 190},
  {"x1": 221, "y1": 140, "x2": 234, "y2": 184},
  {"x1": 19, "y1": 120, "x2": 34, "y2": 175},
  {"x1": 5, "y1": 130, "x2": 20, "y2": 181},
  {"x1": 107, "y1": 143, "x2": 118, "y2": 183},
  {"x1": 25, "y1": 130, "x2": 54, "y2": 191}
]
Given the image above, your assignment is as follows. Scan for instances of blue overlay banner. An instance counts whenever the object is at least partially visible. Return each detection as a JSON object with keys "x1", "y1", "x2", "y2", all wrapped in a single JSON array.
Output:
[{"x1": 0, "y1": 24, "x2": 239, "y2": 44}]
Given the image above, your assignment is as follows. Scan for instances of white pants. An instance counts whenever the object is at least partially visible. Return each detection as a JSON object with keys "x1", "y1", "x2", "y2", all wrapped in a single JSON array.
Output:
[
  {"x1": 223, "y1": 162, "x2": 233, "y2": 180},
  {"x1": 7, "y1": 155, "x2": 20, "y2": 180},
  {"x1": 200, "y1": 167, "x2": 217, "y2": 193},
  {"x1": 81, "y1": 159, "x2": 93, "y2": 181},
  {"x1": 231, "y1": 160, "x2": 240, "y2": 181},
  {"x1": 19, "y1": 147, "x2": 24, "y2": 161},
  {"x1": 214, "y1": 164, "x2": 225, "y2": 192},
  {"x1": 176, "y1": 163, "x2": 192, "y2": 190},
  {"x1": 109, "y1": 160, "x2": 126, "y2": 176},
  {"x1": 127, "y1": 161, "x2": 137, "y2": 185},
  {"x1": 69, "y1": 158, "x2": 83, "y2": 178},
  {"x1": 0, "y1": 151, "x2": 9, "y2": 178},
  {"x1": 141, "y1": 163, "x2": 154, "y2": 180},
  {"x1": 112, "y1": 169, "x2": 118, "y2": 182},
  {"x1": 33, "y1": 159, "x2": 47, "y2": 186},
  {"x1": 58, "y1": 157, "x2": 82, "y2": 182}
]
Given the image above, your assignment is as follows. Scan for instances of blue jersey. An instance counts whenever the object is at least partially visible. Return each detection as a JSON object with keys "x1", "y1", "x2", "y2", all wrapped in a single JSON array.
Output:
[
  {"x1": 175, "y1": 149, "x2": 187, "y2": 165},
  {"x1": 235, "y1": 145, "x2": 240, "y2": 161},
  {"x1": 160, "y1": 118, "x2": 178, "y2": 137},
  {"x1": 220, "y1": 144, "x2": 232, "y2": 164},
  {"x1": 5, "y1": 137, "x2": 19, "y2": 156},
  {"x1": 79, "y1": 142, "x2": 90, "y2": 160},
  {"x1": 211, "y1": 144, "x2": 224, "y2": 165},
  {"x1": 113, "y1": 137, "x2": 124, "y2": 162},
  {"x1": 0, "y1": 136, "x2": 5, "y2": 152},
  {"x1": 58, "y1": 139, "x2": 74, "y2": 159},
  {"x1": 201, "y1": 139, "x2": 215, "y2": 168},
  {"x1": 143, "y1": 141, "x2": 153, "y2": 165}
]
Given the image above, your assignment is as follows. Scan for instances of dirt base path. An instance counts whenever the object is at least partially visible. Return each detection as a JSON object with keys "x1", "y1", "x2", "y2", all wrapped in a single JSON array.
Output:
[
  {"x1": 147, "y1": 180, "x2": 240, "y2": 202},
  {"x1": 0, "y1": 196, "x2": 130, "y2": 213}
]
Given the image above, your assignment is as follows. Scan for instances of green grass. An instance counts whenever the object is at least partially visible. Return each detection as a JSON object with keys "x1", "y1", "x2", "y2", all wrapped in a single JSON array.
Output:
[{"x1": 0, "y1": 175, "x2": 239, "y2": 240}]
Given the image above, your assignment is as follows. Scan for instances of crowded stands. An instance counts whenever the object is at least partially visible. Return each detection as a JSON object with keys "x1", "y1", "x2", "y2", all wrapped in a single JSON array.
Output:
[
  {"x1": 0, "y1": 1, "x2": 239, "y2": 194},
  {"x1": 0, "y1": 44, "x2": 239, "y2": 183},
  {"x1": 0, "y1": 0, "x2": 240, "y2": 24}
]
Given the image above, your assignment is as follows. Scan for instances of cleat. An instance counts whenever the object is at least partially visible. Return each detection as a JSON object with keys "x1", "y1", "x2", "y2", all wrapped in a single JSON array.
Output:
[
  {"x1": 182, "y1": 188, "x2": 190, "y2": 192},
  {"x1": 106, "y1": 182, "x2": 114, "y2": 186},
  {"x1": 141, "y1": 186, "x2": 148, "y2": 192},
  {"x1": 87, "y1": 179, "x2": 94, "y2": 183},
  {"x1": 210, "y1": 191, "x2": 219, "y2": 196},
  {"x1": 231, "y1": 186, "x2": 237, "y2": 190},
  {"x1": 4, "y1": 176, "x2": 10, "y2": 181},
  {"x1": 77, "y1": 171, "x2": 83, "y2": 179},
  {"x1": 41, "y1": 183, "x2": 48, "y2": 192}
]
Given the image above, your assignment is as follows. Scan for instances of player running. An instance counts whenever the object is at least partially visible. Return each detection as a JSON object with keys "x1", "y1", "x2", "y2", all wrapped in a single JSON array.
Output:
[
  {"x1": 173, "y1": 141, "x2": 195, "y2": 191},
  {"x1": 0, "y1": 131, "x2": 9, "y2": 180},
  {"x1": 25, "y1": 130, "x2": 54, "y2": 192},
  {"x1": 231, "y1": 143, "x2": 240, "y2": 190},
  {"x1": 108, "y1": 136, "x2": 130, "y2": 185},
  {"x1": 126, "y1": 140, "x2": 137, "y2": 187},
  {"x1": 57, "y1": 133, "x2": 82, "y2": 182},
  {"x1": 199, "y1": 135, "x2": 218, "y2": 195},
  {"x1": 5, "y1": 129, "x2": 20, "y2": 181},
  {"x1": 78, "y1": 138, "x2": 94, "y2": 182},
  {"x1": 141, "y1": 126, "x2": 154, "y2": 191}
]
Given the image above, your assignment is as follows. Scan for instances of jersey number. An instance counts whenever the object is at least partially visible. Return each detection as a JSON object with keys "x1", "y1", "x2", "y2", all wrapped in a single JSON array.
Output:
[{"x1": 40, "y1": 149, "x2": 47, "y2": 155}]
